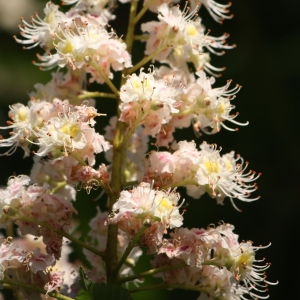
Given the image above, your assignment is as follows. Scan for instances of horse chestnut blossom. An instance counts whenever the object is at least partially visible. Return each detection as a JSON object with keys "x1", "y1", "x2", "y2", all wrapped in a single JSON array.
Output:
[
  {"x1": 180, "y1": 70, "x2": 246, "y2": 134},
  {"x1": 119, "y1": 69, "x2": 179, "y2": 136},
  {"x1": 0, "y1": 0, "x2": 277, "y2": 299},
  {"x1": 30, "y1": 70, "x2": 89, "y2": 104},
  {"x1": 141, "y1": 3, "x2": 232, "y2": 72},
  {"x1": 154, "y1": 223, "x2": 276, "y2": 299},
  {"x1": 107, "y1": 182, "x2": 184, "y2": 252},
  {"x1": 15, "y1": 1, "x2": 131, "y2": 82},
  {"x1": 0, "y1": 175, "x2": 76, "y2": 258},
  {"x1": 191, "y1": 0, "x2": 233, "y2": 23},
  {"x1": 144, "y1": 140, "x2": 260, "y2": 207},
  {"x1": 0, "y1": 235, "x2": 78, "y2": 297},
  {"x1": 0, "y1": 98, "x2": 110, "y2": 164}
]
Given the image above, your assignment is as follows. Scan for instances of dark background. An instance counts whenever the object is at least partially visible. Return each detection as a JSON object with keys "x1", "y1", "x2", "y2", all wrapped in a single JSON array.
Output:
[{"x1": 0, "y1": 0, "x2": 299, "y2": 299}]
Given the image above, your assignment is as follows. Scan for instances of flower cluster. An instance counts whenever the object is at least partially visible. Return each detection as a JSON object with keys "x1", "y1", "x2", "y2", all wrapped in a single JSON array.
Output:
[
  {"x1": 0, "y1": 97, "x2": 109, "y2": 158},
  {"x1": 0, "y1": 175, "x2": 76, "y2": 258},
  {"x1": 144, "y1": 140, "x2": 260, "y2": 206},
  {"x1": 154, "y1": 223, "x2": 274, "y2": 299},
  {"x1": 0, "y1": 0, "x2": 277, "y2": 299},
  {"x1": 15, "y1": 1, "x2": 131, "y2": 82},
  {"x1": 0, "y1": 235, "x2": 77, "y2": 297},
  {"x1": 108, "y1": 182, "x2": 184, "y2": 253}
]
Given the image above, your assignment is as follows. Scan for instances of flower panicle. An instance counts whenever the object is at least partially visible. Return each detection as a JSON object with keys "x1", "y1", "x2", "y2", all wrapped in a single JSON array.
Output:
[{"x1": 0, "y1": 0, "x2": 277, "y2": 299}]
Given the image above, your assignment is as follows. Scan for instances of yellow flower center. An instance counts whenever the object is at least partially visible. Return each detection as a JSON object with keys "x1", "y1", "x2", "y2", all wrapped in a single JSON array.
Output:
[
  {"x1": 204, "y1": 160, "x2": 220, "y2": 174},
  {"x1": 60, "y1": 123, "x2": 79, "y2": 138},
  {"x1": 157, "y1": 197, "x2": 173, "y2": 213},
  {"x1": 237, "y1": 251, "x2": 254, "y2": 267},
  {"x1": 61, "y1": 41, "x2": 74, "y2": 54},
  {"x1": 17, "y1": 108, "x2": 28, "y2": 122},
  {"x1": 132, "y1": 79, "x2": 142, "y2": 90},
  {"x1": 236, "y1": 250, "x2": 254, "y2": 279},
  {"x1": 45, "y1": 11, "x2": 55, "y2": 25},
  {"x1": 186, "y1": 24, "x2": 197, "y2": 36},
  {"x1": 224, "y1": 159, "x2": 233, "y2": 171},
  {"x1": 217, "y1": 103, "x2": 226, "y2": 114}
]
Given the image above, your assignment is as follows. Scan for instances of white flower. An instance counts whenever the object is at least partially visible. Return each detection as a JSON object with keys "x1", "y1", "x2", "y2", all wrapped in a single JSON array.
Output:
[
  {"x1": 190, "y1": 0, "x2": 233, "y2": 23},
  {"x1": 109, "y1": 182, "x2": 184, "y2": 235},
  {"x1": 180, "y1": 70, "x2": 246, "y2": 134},
  {"x1": 119, "y1": 69, "x2": 179, "y2": 136},
  {"x1": 192, "y1": 141, "x2": 260, "y2": 206},
  {"x1": 15, "y1": 1, "x2": 65, "y2": 50},
  {"x1": 157, "y1": 223, "x2": 276, "y2": 300},
  {"x1": 145, "y1": 140, "x2": 260, "y2": 207},
  {"x1": 0, "y1": 99, "x2": 59, "y2": 156},
  {"x1": 0, "y1": 98, "x2": 110, "y2": 164},
  {"x1": 36, "y1": 19, "x2": 131, "y2": 82},
  {"x1": 0, "y1": 175, "x2": 31, "y2": 219},
  {"x1": 203, "y1": 224, "x2": 278, "y2": 300},
  {"x1": 0, "y1": 103, "x2": 32, "y2": 156},
  {"x1": 155, "y1": 63, "x2": 243, "y2": 134},
  {"x1": 197, "y1": 265, "x2": 246, "y2": 300},
  {"x1": 141, "y1": 3, "x2": 233, "y2": 70},
  {"x1": 30, "y1": 70, "x2": 87, "y2": 104},
  {"x1": 35, "y1": 109, "x2": 109, "y2": 163}
]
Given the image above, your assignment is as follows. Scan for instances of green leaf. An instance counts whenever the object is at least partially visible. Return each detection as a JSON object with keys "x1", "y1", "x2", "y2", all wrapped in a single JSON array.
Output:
[
  {"x1": 79, "y1": 267, "x2": 93, "y2": 291},
  {"x1": 76, "y1": 283, "x2": 133, "y2": 300},
  {"x1": 76, "y1": 289, "x2": 92, "y2": 300},
  {"x1": 93, "y1": 283, "x2": 132, "y2": 300}
]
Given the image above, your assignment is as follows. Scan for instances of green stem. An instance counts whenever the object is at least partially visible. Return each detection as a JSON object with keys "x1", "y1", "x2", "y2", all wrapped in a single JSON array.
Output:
[
  {"x1": 121, "y1": 0, "x2": 139, "y2": 87},
  {"x1": 133, "y1": 4, "x2": 149, "y2": 25},
  {"x1": 104, "y1": 108, "x2": 147, "y2": 283},
  {"x1": 59, "y1": 229, "x2": 105, "y2": 259},
  {"x1": 113, "y1": 227, "x2": 146, "y2": 278},
  {"x1": 95, "y1": 65, "x2": 120, "y2": 97},
  {"x1": 119, "y1": 262, "x2": 185, "y2": 284},
  {"x1": 103, "y1": 88, "x2": 142, "y2": 283},
  {"x1": 201, "y1": 258, "x2": 222, "y2": 267},
  {"x1": 104, "y1": 0, "x2": 148, "y2": 285},
  {"x1": 160, "y1": 179, "x2": 199, "y2": 190},
  {"x1": 134, "y1": 34, "x2": 148, "y2": 41},
  {"x1": 105, "y1": 223, "x2": 119, "y2": 282},
  {"x1": 126, "y1": 44, "x2": 170, "y2": 75},
  {"x1": 1, "y1": 279, "x2": 74, "y2": 300},
  {"x1": 102, "y1": 0, "x2": 139, "y2": 273},
  {"x1": 78, "y1": 91, "x2": 116, "y2": 100},
  {"x1": 50, "y1": 181, "x2": 67, "y2": 194},
  {"x1": 125, "y1": 0, "x2": 139, "y2": 54},
  {"x1": 5, "y1": 220, "x2": 14, "y2": 236},
  {"x1": 108, "y1": 121, "x2": 129, "y2": 210},
  {"x1": 105, "y1": 120, "x2": 128, "y2": 283}
]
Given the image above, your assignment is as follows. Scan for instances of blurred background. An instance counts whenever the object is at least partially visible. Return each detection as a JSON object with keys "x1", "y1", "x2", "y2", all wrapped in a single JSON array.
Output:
[{"x1": 0, "y1": 0, "x2": 299, "y2": 299}]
